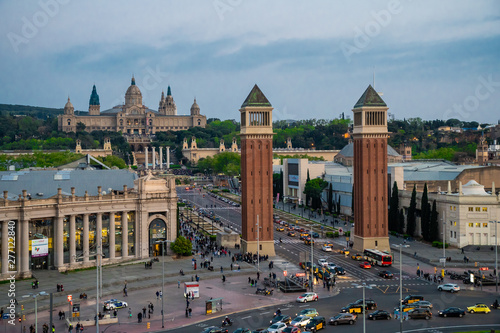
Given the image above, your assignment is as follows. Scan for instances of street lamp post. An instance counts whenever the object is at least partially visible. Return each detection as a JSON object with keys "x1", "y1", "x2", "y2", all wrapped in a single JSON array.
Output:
[
  {"x1": 394, "y1": 244, "x2": 409, "y2": 333},
  {"x1": 490, "y1": 220, "x2": 499, "y2": 292},
  {"x1": 352, "y1": 283, "x2": 375, "y2": 333},
  {"x1": 443, "y1": 216, "x2": 446, "y2": 269},
  {"x1": 156, "y1": 239, "x2": 172, "y2": 329},
  {"x1": 22, "y1": 291, "x2": 47, "y2": 333},
  {"x1": 310, "y1": 224, "x2": 314, "y2": 292}
]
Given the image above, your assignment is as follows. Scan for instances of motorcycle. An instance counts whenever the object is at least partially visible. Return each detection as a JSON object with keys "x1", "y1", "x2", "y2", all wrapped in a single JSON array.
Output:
[
  {"x1": 221, "y1": 319, "x2": 233, "y2": 327},
  {"x1": 492, "y1": 301, "x2": 499, "y2": 309},
  {"x1": 256, "y1": 288, "x2": 274, "y2": 296}
]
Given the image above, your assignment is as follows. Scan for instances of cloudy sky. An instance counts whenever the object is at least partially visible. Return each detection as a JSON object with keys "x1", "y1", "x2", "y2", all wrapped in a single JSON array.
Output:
[{"x1": 1, "y1": 1, "x2": 499, "y2": 123}]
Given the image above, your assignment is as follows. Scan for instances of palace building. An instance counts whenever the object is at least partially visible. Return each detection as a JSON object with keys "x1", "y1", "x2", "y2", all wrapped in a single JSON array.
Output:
[
  {"x1": 58, "y1": 77, "x2": 207, "y2": 134},
  {"x1": 0, "y1": 169, "x2": 177, "y2": 280}
]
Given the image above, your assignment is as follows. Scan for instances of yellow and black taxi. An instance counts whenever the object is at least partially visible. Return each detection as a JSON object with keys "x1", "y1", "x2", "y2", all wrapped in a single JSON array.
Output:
[
  {"x1": 276, "y1": 226, "x2": 285, "y2": 232},
  {"x1": 467, "y1": 303, "x2": 491, "y2": 314},
  {"x1": 351, "y1": 253, "x2": 364, "y2": 261},
  {"x1": 299, "y1": 262, "x2": 319, "y2": 274},
  {"x1": 300, "y1": 232, "x2": 310, "y2": 240},
  {"x1": 304, "y1": 316, "x2": 326, "y2": 332},
  {"x1": 316, "y1": 269, "x2": 335, "y2": 280},
  {"x1": 287, "y1": 231, "x2": 296, "y2": 237},
  {"x1": 340, "y1": 248, "x2": 350, "y2": 255},
  {"x1": 340, "y1": 303, "x2": 364, "y2": 314},
  {"x1": 402, "y1": 295, "x2": 424, "y2": 305},
  {"x1": 304, "y1": 237, "x2": 314, "y2": 245}
]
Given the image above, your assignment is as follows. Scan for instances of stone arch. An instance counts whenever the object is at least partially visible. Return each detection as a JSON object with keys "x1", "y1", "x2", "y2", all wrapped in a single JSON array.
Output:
[{"x1": 148, "y1": 215, "x2": 168, "y2": 257}]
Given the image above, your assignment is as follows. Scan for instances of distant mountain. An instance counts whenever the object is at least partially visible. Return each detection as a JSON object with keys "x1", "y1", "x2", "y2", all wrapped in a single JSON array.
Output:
[{"x1": 0, "y1": 103, "x2": 87, "y2": 119}]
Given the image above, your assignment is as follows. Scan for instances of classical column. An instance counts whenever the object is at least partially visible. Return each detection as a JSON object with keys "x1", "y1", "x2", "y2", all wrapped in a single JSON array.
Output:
[
  {"x1": 69, "y1": 215, "x2": 76, "y2": 264},
  {"x1": 122, "y1": 212, "x2": 128, "y2": 257},
  {"x1": 152, "y1": 147, "x2": 156, "y2": 170},
  {"x1": 96, "y1": 213, "x2": 102, "y2": 259},
  {"x1": 145, "y1": 147, "x2": 148, "y2": 170},
  {"x1": 1, "y1": 220, "x2": 8, "y2": 275},
  {"x1": 55, "y1": 216, "x2": 64, "y2": 268},
  {"x1": 159, "y1": 146, "x2": 163, "y2": 170},
  {"x1": 109, "y1": 212, "x2": 115, "y2": 260},
  {"x1": 16, "y1": 221, "x2": 21, "y2": 275},
  {"x1": 83, "y1": 214, "x2": 89, "y2": 263},
  {"x1": 166, "y1": 146, "x2": 170, "y2": 168},
  {"x1": 21, "y1": 220, "x2": 30, "y2": 275}
]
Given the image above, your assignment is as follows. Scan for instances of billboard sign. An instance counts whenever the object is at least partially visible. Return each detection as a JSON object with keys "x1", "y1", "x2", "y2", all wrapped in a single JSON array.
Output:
[{"x1": 31, "y1": 239, "x2": 48, "y2": 258}]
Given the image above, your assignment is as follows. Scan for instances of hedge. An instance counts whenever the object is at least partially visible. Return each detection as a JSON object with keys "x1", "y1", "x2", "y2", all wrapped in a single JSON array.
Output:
[{"x1": 432, "y1": 241, "x2": 449, "y2": 248}]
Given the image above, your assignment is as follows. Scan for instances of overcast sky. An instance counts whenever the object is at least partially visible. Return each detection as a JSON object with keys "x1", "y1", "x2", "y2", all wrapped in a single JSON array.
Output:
[{"x1": 1, "y1": 1, "x2": 499, "y2": 123}]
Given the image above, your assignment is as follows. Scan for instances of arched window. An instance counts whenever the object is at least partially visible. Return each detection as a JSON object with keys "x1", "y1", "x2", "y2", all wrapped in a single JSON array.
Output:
[
  {"x1": 198, "y1": 119, "x2": 201, "y2": 126},
  {"x1": 119, "y1": 119, "x2": 124, "y2": 126},
  {"x1": 67, "y1": 119, "x2": 71, "y2": 126},
  {"x1": 149, "y1": 119, "x2": 153, "y2": 126}
]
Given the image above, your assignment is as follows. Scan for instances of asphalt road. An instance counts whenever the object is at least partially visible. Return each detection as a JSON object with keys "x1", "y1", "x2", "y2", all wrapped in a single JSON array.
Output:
[{"x1": 176, "y1": 187, "x2": 500, "y2": 333}]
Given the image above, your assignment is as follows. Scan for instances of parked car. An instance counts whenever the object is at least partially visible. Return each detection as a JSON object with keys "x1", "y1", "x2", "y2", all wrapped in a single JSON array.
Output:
[
  {"x1": 368, "y1": 310, "x2": 391, "y2": 320},
  {"x1": 438, "y1": 307, "x2": 466, "y2": 318},
  {"x1": 329, "y1": 313, "x2": 357, "y2": 325},
  {"x1": 408, "y1": 308, "x2": 432, "y2": 320},
  {"x1": 438, "y1": 283, "x2": 460, "y2": 293}
]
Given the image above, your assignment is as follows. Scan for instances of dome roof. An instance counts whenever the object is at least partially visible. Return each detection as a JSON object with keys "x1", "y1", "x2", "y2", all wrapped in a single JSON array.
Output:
[
  {"x1": 65, "y1": 97, "x2": 73, "y2": 109},
  {"x1": 190, "y1": 98, "x2": 200, "y2": 111},
  {"x1": 126, "y1": 76, "x2": 142, "y2": 96},
  {"x1": 462, "y1": 180, "x2": 488, "y2": 196}
]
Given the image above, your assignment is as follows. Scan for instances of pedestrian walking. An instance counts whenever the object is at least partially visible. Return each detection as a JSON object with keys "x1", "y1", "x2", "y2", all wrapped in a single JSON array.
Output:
[
  {"x1": 222, "y1": 275, "x2": 226, "y2": 283},
  {"x1": 188, "y1": 308, "x2": 192, "y2": 317},
  {"x1": 68, "y1": 324, "x2": 73, "y2": 333},
  {"x1": 178, "y1": 281, "x2": 180, "y2": 288},
  {"x1": 159, "y1": 291, "x2": 163, "y2": 299},
  {"x1": 137, "y1": 312, "x2": 142, "y2": 323},
  {"x1": 156, "y1": 291, "x2": 159, "y2": 299},
  {"x1": 257, "y1": 272, "x2": 260, "y2": 280},
  {"x1": 220, "y1": 266, "x2": 223, "y2": 273},
  {"x1": 142, "y1": 306, "x2": 147, "y2": 317},
  {"x1": 185, "y1": 308, "x2": 189, "y2": 318}
]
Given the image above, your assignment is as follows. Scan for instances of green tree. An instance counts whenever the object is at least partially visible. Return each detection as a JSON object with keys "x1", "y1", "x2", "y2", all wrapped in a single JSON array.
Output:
[
  {"x1": 429, "y1": 200, "x2": 439, "y2": 241},
  {"x1": 398, "y1": 208, "x2": 405, "y2": 234},
  {"x1": 407, "y1": 185, "x2": 417, "y2": 236},
  {"x1": 303, "y1": 177, "x2": 328, "y2": 210},
  {"x1": 327, "y1": 183, "x2": 333, "y2": 213},
  {"x1": 388, "y1": 181, "x2": 399, "y2": 232},
  {"x1": 170, "y1": 236, "x2": 192, "y2": 256},
  {"x1": 420, "y1": 183, "x2": 430, "y2": 241},
  {"x1": 305, "y1": 169, "x2": 311, "y2": 206}
]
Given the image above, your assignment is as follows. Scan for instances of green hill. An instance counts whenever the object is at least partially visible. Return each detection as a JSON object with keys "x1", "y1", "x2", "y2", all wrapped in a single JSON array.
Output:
[{"x1": 0, "y1": 103, "x2": 86, "y2": 119}]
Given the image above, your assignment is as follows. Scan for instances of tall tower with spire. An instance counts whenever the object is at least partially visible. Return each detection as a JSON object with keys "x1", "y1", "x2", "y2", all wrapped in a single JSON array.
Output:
[
  {"x1": 352, "y1": 85, "x2": 390, "y2": 252},
  {"x1": 162, "y1": 86, "x2": 176, "y2": 115},
  {"x1": 88, "y1": 85, "x2": 100, "y2": 115},
  {"x1": 239, "y1": 84, "x2": 275, "y2": 256}
]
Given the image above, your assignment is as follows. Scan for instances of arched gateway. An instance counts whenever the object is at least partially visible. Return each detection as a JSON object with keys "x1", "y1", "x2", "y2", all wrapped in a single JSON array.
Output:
[{"x1": 149, "y1": 218, "x2": 167, "y2": 257}]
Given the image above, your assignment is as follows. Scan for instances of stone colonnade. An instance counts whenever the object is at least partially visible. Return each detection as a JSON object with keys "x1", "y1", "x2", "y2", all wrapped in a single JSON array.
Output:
[{"x1": 144, "y1": 146, "x2": 170, "y2": 170}]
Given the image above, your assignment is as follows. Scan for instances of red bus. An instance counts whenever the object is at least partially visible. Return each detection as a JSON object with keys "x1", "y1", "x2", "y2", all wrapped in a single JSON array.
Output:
[{"x1": 363, "y1": 249, "x2": 392, "y2": 266}]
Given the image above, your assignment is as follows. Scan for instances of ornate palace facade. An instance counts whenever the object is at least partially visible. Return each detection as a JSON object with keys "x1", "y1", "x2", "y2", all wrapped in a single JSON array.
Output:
[{"x1": 58, "y1": 77, "x2": 207, "y2": 134}]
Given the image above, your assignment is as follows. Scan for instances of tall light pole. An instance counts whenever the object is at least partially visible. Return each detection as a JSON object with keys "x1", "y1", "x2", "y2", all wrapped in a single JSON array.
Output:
[
  {"x1": 310, "y1": 224, "x2": 314, "y2": 292},
  {"x1": 394, "y1": 244, "x2": 409, "y2": 333},
  {"x1": 443, "y1": 217, "x2": 446, "y2": 269},
  {"x1": 156, "y1": 239, "x2": 172, "y2": 328},
  {"x1": 490, "y1": 220, "x2": 499, "y2": 292},
  {"x1": 22, "y1": 291, "x2": 47, "y2": 333},
  {"x1": 352, "y1": 283, "x2": 375, "y2": 333}
]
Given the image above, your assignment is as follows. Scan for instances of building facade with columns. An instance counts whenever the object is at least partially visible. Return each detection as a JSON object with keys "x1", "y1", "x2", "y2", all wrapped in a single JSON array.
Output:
[
  {"x1": 0, "y1": 169, "x2": 177, "y2": 280},
  {"x1": 58, "y1": 77, "x2": 207, "y2": 134}
]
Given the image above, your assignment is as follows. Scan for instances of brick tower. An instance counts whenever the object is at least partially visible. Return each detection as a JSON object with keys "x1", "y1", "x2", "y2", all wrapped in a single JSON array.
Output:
[
  {"x1": 352, "y1": 85, "x2": 390, "y2": 252},
  {"x1": 239, "y1": 84, "x2": 275, "y2": 256}
]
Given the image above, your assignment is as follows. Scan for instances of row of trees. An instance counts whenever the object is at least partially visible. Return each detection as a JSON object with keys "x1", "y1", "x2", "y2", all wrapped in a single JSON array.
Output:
[{"x1": 388, "y1": 181, "x2": 439, "y2": 241}]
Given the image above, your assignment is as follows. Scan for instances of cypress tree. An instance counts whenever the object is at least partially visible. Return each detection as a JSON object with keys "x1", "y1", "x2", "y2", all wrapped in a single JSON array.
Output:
[
  {"x1": 279, "y1": 170, "x2": 284, "y2": 199},
  {"x1": 421, "y1": 183, "x2": 430, "y2": 241},
  {"x1": 305, "y1": 169, "x2": 310, "y2": 207},
  {"x1": 407, "y1": 185, "x2": 417, "y2": 236},
  {"x1": 328, "y1": 183, "x2": 333, "y2": 213},
  {"x1": 398, "y1": 208, "x2": 405, "y2": 234},
  {"x1": 429, "y1": 200, "x2": 439, "y2": 241},
  {"x1": 389, "y1": 181, "x2": 399, "y2": 231},
  {"x1": 336, "y1": 195, "x2": 341, "y2": 214}
]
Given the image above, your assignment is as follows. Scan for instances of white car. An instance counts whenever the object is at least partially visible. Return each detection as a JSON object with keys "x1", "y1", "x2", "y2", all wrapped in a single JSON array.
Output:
[
  {"x1": 267, "y1": 321, "x2": 287, "y2": 333},
  {"x1": 318, "y1": 258, "x2": 329, "y2": 267},
  {"x1": 327, "y1": 263, "x2": 337, "y2": 271},
  {"x1": 296, "y1": 292, "x2": 319, "y2": 303},
  {"x1": 103, "y1": 299, "x2": 128, "y2": 310},
  {"x1": 438, "y1": 283, "x2": 460, "y2": 292},
  {"x1": 290, "y1": 315, "x2": 311, "y2": 327},
  {"x1": 322, "y1": 245, "x2": 332, "y2": 252}
]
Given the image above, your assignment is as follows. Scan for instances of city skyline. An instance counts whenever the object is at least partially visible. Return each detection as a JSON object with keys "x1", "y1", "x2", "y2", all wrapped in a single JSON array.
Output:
[{"x1": 1, "y1": 1, "x2": 499, "y2": 123}]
